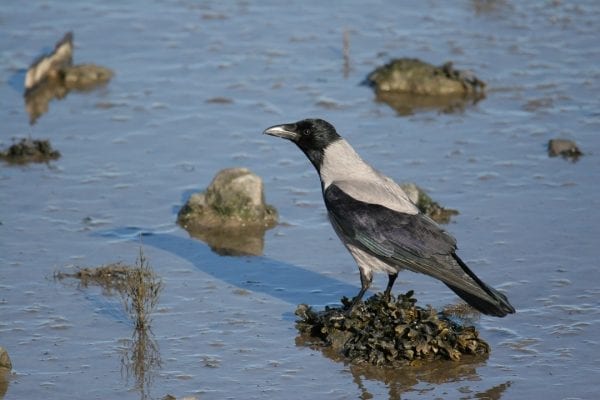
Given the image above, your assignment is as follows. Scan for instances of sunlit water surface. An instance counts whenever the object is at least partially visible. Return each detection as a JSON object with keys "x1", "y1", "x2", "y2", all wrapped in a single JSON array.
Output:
[{"x1": 1, "y1": 1, "x2": 599, "y2": 399}]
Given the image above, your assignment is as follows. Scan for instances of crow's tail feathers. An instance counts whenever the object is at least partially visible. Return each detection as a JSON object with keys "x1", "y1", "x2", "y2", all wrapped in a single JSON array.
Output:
[
  {"x1": 446, "y1": 253, "x2": 516, "y2": 317},
  {"x1": 446, "y1": 284, "x2": 515, "y2": 317}
]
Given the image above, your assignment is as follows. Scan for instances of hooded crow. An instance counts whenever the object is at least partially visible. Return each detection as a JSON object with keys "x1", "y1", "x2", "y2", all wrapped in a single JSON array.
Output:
[{"x1": 264, "y1": 118, "x2": 515, "y2": 317}]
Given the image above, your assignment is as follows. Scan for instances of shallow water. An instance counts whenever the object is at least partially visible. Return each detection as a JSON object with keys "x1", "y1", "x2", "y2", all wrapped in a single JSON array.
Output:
[{"x1": 1, "y1": 1, "x2": 600, "y2": 399}]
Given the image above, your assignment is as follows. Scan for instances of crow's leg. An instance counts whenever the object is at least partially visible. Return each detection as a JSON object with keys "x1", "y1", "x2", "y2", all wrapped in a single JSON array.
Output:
[
  {"x1": 350, "y1": 267, "x2": 373, "y2": 309},
  {"x1": 383, "y1": 273, "x2": 398, "y2": 301}
]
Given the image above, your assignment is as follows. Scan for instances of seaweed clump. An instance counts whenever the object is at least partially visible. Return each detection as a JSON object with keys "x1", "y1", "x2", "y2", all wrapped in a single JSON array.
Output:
[
  {"x1": 55, "y1": 263, "x2": 132, "y2": 293},
  {"x1": 296, "y1": 292, "x2": 489, "y2": 367},
  {"x1": 0, "y1": 138, "x2": 60, "y2": 164},
  {"x1": 55, "y1": 248, "x2": 163, "y2": 399}
]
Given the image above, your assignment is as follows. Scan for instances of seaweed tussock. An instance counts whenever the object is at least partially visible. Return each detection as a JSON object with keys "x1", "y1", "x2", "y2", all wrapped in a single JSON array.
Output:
[
  {"x1": 296, "y1": 291, "x2": 489, "y2": 367},
  {"x1": 0, "y1": 138, "x2": 60, "y2": 164}
]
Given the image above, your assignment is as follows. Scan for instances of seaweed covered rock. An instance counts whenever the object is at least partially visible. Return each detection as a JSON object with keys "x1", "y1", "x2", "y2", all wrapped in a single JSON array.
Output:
[
  {"x1": 366, "y1": 58, "x2": 485, "y2": 96},
  {"x1": 0, "y1": 138, "x2": 60, "y2": 164},
  {"x1": 400, "y1": 183, "x2": 458, "y2": 224},
  {"x1": 296, "y1": 292, "x2": 489, "y2": 367},
  {"x1": 25, "y1": 32, "x2": 74, "y2": 92},
  {"x1": 24, "y1": 32, "x2": 113, "y2": 124},
  {"x1": 365, "y1": 58, "x2": 485, "y2": 115},
  {"x1": 177, "y1": 168, "x2": 278, "y2": 255},
  {"x1": 62, "y1": 64, "x2": 113, "y2": 88},
  {"x1": 548, "y1": 138, "x2": 582, "y2": 161},
  {"x1": 0, "y1": 346, "x2": 10, "y2": 398},
  {"x1": 25, "y1": 32, "x2": 113, "y2": 94},
  {"x1": 0, "y1": 347, "x2": 11, "y2": 371},
  {"x1": 178, "y1": 168, "x2": 278, "y2": 228}
]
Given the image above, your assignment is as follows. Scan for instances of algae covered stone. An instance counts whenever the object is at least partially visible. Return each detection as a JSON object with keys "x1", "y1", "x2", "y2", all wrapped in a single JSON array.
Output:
[
  {"x1": 296, "y1": 292, "x2": 489, "y2": 367},
  {"x1": 400, "y1": 183, "x2": 458, "y2": 224},
  {"x1": 178, "y1": 167, "x2": 278, "y2": 228},
  {"x1": 365, "y1": 58, "x2": 485, "y2": 115},
  {"x1": 548, "y1": 138, "x2": 582, "y2": 161},
  {"x1": 366, "y1": 58, "x2": 485, "y2": 96},
  {"x1": 0, "y1": 138, "x2": 60, "y2": 164},
  {"x1": 24, "y1": 31, "x2": 113, "y2": 124},
  {"x1": 177, "y1": 168, "x2": 278, "y2": 256},
  {"x1": 0, "y1": 347, "x2": 11, "y2": 371},
  {"x1": 0, "y1": 346, "x2": 10, "y2": 398}
]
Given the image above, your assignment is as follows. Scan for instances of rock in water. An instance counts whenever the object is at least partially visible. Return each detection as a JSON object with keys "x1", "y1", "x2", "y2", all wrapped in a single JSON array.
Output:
[
  {"x1": 0, "y1": 347, "x2": 9, "y2": 398},
  {"x1": 296, "y1": 292, "x2": 489, "y2": 367},
  {"x1": 177, "y1": 168, "x2": 278, "y2": 255},
  {"x1": 400, "y1": 183, "x2": 458, "y2": 224},
  {"x1": 364, "y1": 58, "x2": 485, "y2": 115},
  {"x1": 0, "y1": 138, "x2": 60, "y2": 164},
  {"x1": 366, "y1": 58, "x2": 485, "y2": 96},
  {"x1": 548, "y1": 139, "x2": 582, "y2": 160},
  {"x1": 204, "y1": 168, "x2": 269, "y2": 221},
  {"x1": 179, "y1": 167, "x2": 278, "y2": 227},
  {"x1": 25, "y1": 32, "x2": 74, "y2": 93},
  {"x1": 24, "y1": 32, "x2": 114, "y2": 124},
  {"x1": 0, "y1": 347, "x2": 11, "y2": 370}
]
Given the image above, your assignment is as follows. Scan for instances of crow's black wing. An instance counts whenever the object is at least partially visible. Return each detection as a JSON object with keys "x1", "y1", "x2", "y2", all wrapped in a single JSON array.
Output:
[
  {"x1": 325, "y1": 183, "x2": 455, "y2": 256},
  {"x1": 324, "y1": 183, "x2": 515, "y2": 316},
  {"x1": 324, "y1": 183, "x2": 470, "y2": 283}
]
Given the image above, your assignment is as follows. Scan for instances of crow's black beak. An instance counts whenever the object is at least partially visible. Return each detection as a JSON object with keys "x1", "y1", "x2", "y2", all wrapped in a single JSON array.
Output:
[{"x1": 263, "y1": 123, "x2": 300, "y2": 141}]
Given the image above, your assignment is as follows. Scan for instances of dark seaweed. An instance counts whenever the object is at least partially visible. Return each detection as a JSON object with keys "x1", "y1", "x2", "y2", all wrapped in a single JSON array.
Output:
[{"x1": 296, "y1": 292, "x2": 489, "y2": 367}]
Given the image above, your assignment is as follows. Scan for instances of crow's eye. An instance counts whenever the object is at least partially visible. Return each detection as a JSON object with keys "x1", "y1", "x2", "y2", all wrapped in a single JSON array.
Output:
[{"x1": 303, "y1": 129, "x2": 311, "y2": 136}]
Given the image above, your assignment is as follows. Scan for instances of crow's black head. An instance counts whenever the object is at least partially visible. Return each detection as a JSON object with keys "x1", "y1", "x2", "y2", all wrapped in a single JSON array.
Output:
[{"x1": 263, "y1": 118, "x2": 341, "y2": 170}]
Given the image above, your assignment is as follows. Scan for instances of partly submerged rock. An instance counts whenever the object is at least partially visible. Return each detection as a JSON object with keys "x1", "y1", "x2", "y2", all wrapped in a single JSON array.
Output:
[
  {"x1": 0, "y1": 347, "x2": 11, "y2": 371},
  {"x1": 296, "y1": 292, "x2": 489, "y2": 367},
  {"x1": 365, "y1": 58, "x2": 485, "y2": 115},
  {"x1": 25, "y1": 32, "x2": 74, "y2": 93},
  {"x1": 179, "y1": 168, "x2": 278, "y2": 228},
  {"x1": 178, "y1": 168, "x2": 278, "y2": 256},
  {"x1": 548, "y1": 138, "x2": 582, "y2": 161},
  {"x1": 366, "y1": 58, "x2": 485, "y2": 96},
  {"x1": 0, "y1": 347, "x2": 10, "y2": 398},
  {"x1": 0, "y1": 138, "x2": 60, "y2": 164},
  {"x1": 24, "y1": 63, "x2": 113, "y2": 124},
  {"x1": 400, "y1": 183, "x2": 458, "y2": 224},
  {"x1": 24, "y1": 32, "x2": 113, "y2": 124},
  {"x1": 63, "y1": 64, "x2": 113, "y2": 89}
]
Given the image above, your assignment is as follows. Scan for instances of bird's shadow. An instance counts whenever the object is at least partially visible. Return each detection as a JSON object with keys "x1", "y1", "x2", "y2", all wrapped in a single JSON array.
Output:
[{"x1": 94, "y1": 226, "x2": 357, "y2": 309}]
